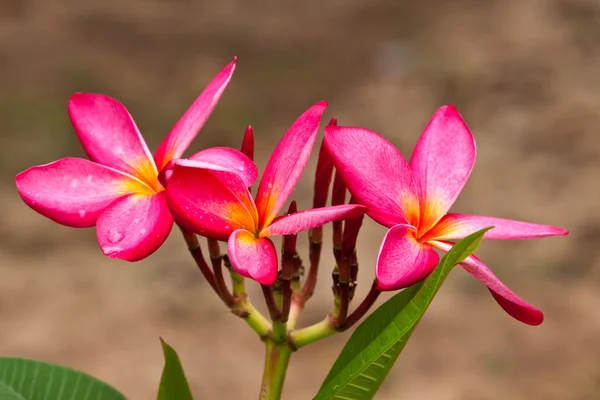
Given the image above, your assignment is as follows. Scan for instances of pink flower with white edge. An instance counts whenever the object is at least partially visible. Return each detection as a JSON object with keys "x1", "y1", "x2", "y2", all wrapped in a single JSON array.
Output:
[
  {"x1": 165, "y1": 101, "x2": 367, "y2": 285},
  {"x1": 16, "y1": 58, "x2": 257, "y2": 261},
  {"x1": 324, "y1": 105, "x2": 568, "y2": 325}
]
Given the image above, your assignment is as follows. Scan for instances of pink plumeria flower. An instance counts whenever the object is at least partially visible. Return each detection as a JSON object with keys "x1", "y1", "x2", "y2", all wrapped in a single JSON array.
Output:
[
  {"x1": 16, "y1": 58, "x2": 257, "y2": 261},
  {"x1": 324, "y1": 105, "x2": 568, "y2": 325},
  {"x1": 165, "y1": 101, "x2": 367, "y2": 284}
]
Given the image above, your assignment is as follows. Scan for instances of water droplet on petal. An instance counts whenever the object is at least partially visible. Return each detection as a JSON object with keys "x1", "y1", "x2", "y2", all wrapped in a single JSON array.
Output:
[
  {"x1": 87, "y1": 174, "x2": 93, "y2": 183},
  {"x1": 267, "y1": 183, "x2": 273, "y2": 189},
  {"x1": 79, "y1": 210, "x2": 86, "y2": 218},
  {"x1": 70, "y1": 178, "x2": 79, "y2": 188},
  {"x1": 107, "y1": 229, "x2": 125, "y2": 244},
  {"x1": 140, "y1": 228, "x2": 147, "y2": 234}
]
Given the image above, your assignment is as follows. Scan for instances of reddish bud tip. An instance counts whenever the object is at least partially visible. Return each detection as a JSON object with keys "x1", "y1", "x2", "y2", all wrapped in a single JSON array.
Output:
[
  {"x1": 313, "y1": 141, "x2": 334, "y2": 208},
  {"x1": 286, "y1": 200, "x2": 298, "y2": 215},
  {"x1": 328, "y1": 117, "x2": 338, "y2": 126},
  {"x1": 241, "y1": 126, "x2": 254, "y2": 161}
]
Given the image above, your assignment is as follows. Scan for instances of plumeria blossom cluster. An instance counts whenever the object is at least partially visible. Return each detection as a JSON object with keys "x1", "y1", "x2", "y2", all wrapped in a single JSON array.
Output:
[{"x1": 16, "y1": 57, "x2": 567, "y2": 339}]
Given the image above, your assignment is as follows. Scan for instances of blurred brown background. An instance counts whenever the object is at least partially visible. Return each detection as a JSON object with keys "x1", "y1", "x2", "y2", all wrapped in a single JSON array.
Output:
[{"x1": 0, "y1": 0, "x2": 595, "y2": 399}]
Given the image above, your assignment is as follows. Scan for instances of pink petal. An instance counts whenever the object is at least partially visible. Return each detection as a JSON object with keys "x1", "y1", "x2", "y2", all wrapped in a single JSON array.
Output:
[
  {"x1": 409, "y1": 105, "x2": 476, "y2": 234},
  {"x1": 189, "y1": 147, "x2": 258, "y2": 188},
  {"x1": 165, "y1": 162, "x2": 257, "y2": 240},
  {"x1": 154, "y1": 58, "x2": 236, "y2": 170},
  {"x1": 427, "y1": 213, "x2": 568, "y2": 242},
  {"x1": 96, "y1": 192, "x2": 174, "y2": 261},
  {"x1": 254, "y1": 101, "x2": 327, "y2": 228},
  {"x1": 68, "y1": 93, "x2": 158, "y2": 187},
  {"x1": 430, "y1": 240, "x2": 544, "y2": 325},
  {"x1": 324, "y1": 126, "x2": 419, "y2": 228},
  {"x1": 376, "y1": 224, "x2": 439, "y2": 291},
  {"x1": 227, "y1": 229, "x2": 278, "y2": 285},
  {"x1": 262, "y1": 204, "x2": 367, "y2": 236},
  {"x1": 16, "y1": 157, "x2": 150, "y2": 228}
]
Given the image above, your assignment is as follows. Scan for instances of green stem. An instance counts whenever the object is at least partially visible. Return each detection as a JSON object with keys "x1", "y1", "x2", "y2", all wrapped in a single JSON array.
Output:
[
  {"x1": 272, "y1": 321, "x2": 287, "y2": 343},
  {"x1": 258, "y1": 340, "x2": 293, "y2": 400},
  {"x1": 229, "y1": 267, "x2": 271, "y2": 339},
  {"x1": 290, "y1": 317, "x2": 336, "y2": 349},
  {"x1": 235, "y1": 296, "x2": 271, "y2": 339}
]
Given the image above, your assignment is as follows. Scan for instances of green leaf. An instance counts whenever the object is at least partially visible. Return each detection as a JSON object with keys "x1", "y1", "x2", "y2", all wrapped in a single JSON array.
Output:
[
  {"x1": 157, "y1": 338, "x2": 193, "y2": 400},
  {"x1": 0, "y1": 357, "x2": 127, "y2": 400},
  {"x1": 314, "y1": 227, "x2": 493, "y2": 400},
  {"x1": 0, "y1": 382, "x2": 26, "y2": 400}
]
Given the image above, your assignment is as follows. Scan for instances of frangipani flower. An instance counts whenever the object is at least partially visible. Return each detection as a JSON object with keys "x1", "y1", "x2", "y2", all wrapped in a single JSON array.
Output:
[
  {"x1": 16, "y1": 58, "x2": 257, "y2": 261},
  {"x1": 165, "y1": 101, "x2": 366, "y2": 284},
  {"x1": 324, "y1": 105, "x2": 568, "y2": 325}
]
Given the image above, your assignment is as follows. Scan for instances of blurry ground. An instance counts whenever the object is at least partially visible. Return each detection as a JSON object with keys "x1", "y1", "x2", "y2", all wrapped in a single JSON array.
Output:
[{"x1": 0, "y1": 0, "x2": 598, "y2": 399}]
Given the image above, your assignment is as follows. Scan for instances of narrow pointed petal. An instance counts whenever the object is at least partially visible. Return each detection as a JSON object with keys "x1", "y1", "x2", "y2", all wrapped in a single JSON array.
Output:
[
  {"x1": 430, "y1": 240, "x2": 544, "y2": 325},
  {"x1": 376, "y1": 224, "x2": 439, "y2": 291},
  {"x1": 68, "y1": 93, "x2": 158, "y2": 185},
  {"x1": 189, "y1": 147, "x2": 258, "y2": 187},
  {"x1": 255, "y1": 101, "x2": 328, "y2": 228},
  {"x1": 165, "y1": 162, "x2": 257, "y2": 240},
  {"x1": 241, "y1": 126, "x2": 254, "y2": 161},
  {"x1": 154, "y1": 58, "x2": 236, "y2": 170},
  {"x1": 96, "y1": 192, "x2": 173, "y2": 261},
  {"x1": 409, "y1": 105, "x2": 476, "y2": 233},
  {"x1": 228, "y1": 229, "x2": 278, "y2": 284},
  {"x1": 324, "y1": 126, "x2": 419, "y2": 228},
  {"x1": 262, "y1": 204, "x2": 367, "y2": 236},
  {"x1": 16, "y1": 157, "x2": 151, "y2": 228},
  {"x1": 427, "y1": 213, "x2": 568, "y2": 242}
]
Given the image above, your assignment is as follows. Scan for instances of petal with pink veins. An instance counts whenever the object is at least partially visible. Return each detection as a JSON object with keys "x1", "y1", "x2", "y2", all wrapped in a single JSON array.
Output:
[
  {"x1": 263, "y1": 204, "x2": 367, "y2": 236},
  {"x1": 96, "y1": 192, "x2": 174, "y2": 261},
  {"x1": 324, "y1": 126, "x2": 419, "y2": 228},
  {"x1": 429, "y1": 240, "x2": 544, "y2": 325},
  {"x1": 189, "y1": 147, "x2": 258, "y2": 187},
  {"x1": 409, "y1": 106, "x2": 476, "y2": 233},
  {"x1": 154, "y1": 58, "x2": 237, "y2": 170},
  {"x1": 228, "y1": 229, "x2": 278, "y2": 285},
  {"x1": 376, "y1": 224, "x2": 439, "y2": 291},
  {"x1": 68, "y1": 93, "x2": 158, "y2": 186},
  {"x1": 426, "y1": 213, "x2": 568, "y2": 242},
  {"x1": 165, "y1": 162, "x2": 257, "y2": 240},
  {"x1": 255, "y1": 101, "x2": 327, "y2": 228},
  {"x1": 15, "y1": 157, "x2": 151, "y2": 228}
]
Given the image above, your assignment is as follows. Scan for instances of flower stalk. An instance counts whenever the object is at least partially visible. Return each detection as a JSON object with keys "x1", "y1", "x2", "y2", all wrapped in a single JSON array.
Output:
[
  {"x1": 207, "y1": 237, "x2": 237, "y2": 307},
  {"x1": 178, "y1": 225, "x2": 219, "y2": 294},
  {"x1": 226, "y1": 258, "x2": 271, "y2": 339},
  {"x1": 258, "y1": 340, "x2": 293, "y2": 400}
]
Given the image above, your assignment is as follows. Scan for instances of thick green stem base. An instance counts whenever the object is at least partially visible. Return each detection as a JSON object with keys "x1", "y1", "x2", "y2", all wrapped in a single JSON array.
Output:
[{"x1": 258, "y1": 340, "x2": 293, "y2": 400}]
